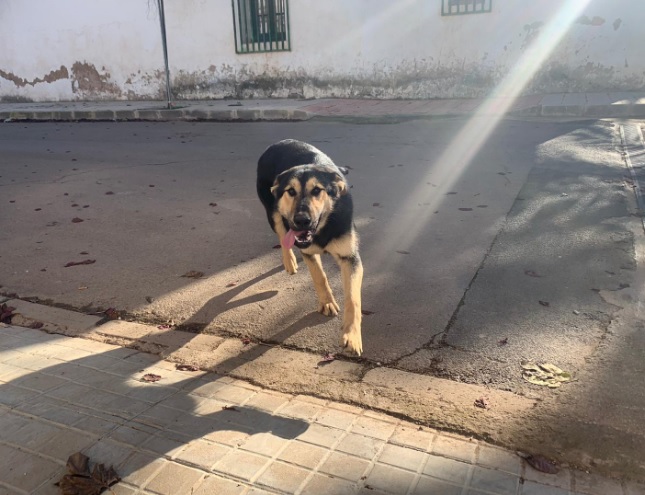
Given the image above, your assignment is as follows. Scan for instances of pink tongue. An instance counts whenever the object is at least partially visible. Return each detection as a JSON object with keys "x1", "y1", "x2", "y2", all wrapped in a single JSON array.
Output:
[{"x1": 282, "y1": 229, "x2": 303, "y2": 249}]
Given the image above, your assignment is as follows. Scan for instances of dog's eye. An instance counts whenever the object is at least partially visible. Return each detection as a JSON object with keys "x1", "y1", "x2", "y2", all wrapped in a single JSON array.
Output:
[
  {"x1": 311, "y1": 187, "x2": 322, "y2": 196},
  {"x1": 287, "y1": 188, "x2": 297, "y2": 197}
]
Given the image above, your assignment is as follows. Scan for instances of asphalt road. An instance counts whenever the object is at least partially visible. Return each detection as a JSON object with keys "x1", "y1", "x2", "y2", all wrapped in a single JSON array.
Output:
[{"x1": 0, "y1": 119, "x2": 640, "y2": 395}]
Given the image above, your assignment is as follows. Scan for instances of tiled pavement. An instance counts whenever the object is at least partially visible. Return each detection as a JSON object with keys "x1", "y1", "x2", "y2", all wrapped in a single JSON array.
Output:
[{"x1": 1, "y1": 324, "x2": 643, "y2": 495}]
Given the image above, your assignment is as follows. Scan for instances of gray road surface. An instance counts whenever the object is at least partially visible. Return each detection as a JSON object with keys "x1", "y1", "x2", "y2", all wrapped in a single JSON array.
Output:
[{"x1": 0, "y1": 119, "x2": 640, "y2": 398}]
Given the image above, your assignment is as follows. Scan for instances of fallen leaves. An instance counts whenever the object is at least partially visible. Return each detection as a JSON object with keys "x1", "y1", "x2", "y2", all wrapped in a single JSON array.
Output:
[
  {"x1": 222, "y1": 405, "x2": 239, "y2": 411},
  {"x1": 361, "y1": 309, "x2": 375, "y2": 316},
  {"x1": 65, "y1": 259, "x2": 96, "y2": 267},
  {"x1": 497, "y1": 337, "x2": 509, "y2": 346},
  {"x1": 396, "y1": 250, "x2": 410, "y2": 255},
  {"x1": 104, "y1": 308, "x2": 120, "y2": 320},
  {"x1": 316, "y1": 353, "x2": 336, "y2": 368},
  {"x1": 176, "y1": 364, "x2": 199, "y2": 372},
  {"x1": 524, "y1": 270, "x2": 542, "y2": 278},
  {"x1": 0, "y1": 303, "x2": 16, "y2": 323},
  {"x1": 141, "y1": 373, "x2": 161, "y2": 383},
  {"x1": 538, "y1": 300, "x2": 550, "y2": 307},
  {"x1": 181, "y1": 271, "x2": 204, "y2": 279},
  {"x1": 71, "y1": 217, "x2": 84, "y2": 223},
  {"x1": 521, "y1": 453, "x2": 560, "y2": 474},
  {"x1": 474, "y1": 397, "x2": 490, "y2": 409},
  {"x1": 521, "y1": 362, "x2": 571, "y2": 388},
  {"x1": 226, "y1": 282, "x2": 237, "y2": 288},
  {"x1": 55, "y1": 452, "x2": 120, "y2": 495},
  {"x1": 458, "y1": 207, "x2": 473, "y2": 211}
]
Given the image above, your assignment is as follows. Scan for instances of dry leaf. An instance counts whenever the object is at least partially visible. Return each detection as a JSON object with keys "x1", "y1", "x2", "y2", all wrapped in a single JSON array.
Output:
[
  {"x1": 498, "y1": 337, "x2": 509, "y2": 346},
  {"x1": 272, "y1": 244, "x2": 281, "y2": 249},
  {"x1": 226, "y1": 282, "x2": 237, "y2": 287},
  {"x1": 525, "y1": 454, "x2": 560, "y2": 474},
  {"x1": 104, "y1": 308, "x2": 119, "y2": 320},
  {"x1": 222, "y1": 405, "x2": 238, "y2": 411},
  {"x1": 361, "y1": 309, "x2": 375, "y2": 315},
  {"x1": 396, "y1": 250, "x2": 410, "y2": 255},
  {"x1": 176, "y1": 364, "x2": 199, "y2": 372},
  {"x1": 0, "y1": 304, "x2": 16, "y2": 323},
  {"x1": 539, "y1": 300, "x2": 550, "y2": 307},
  {"x1": 524, "y1": 270, "x2": 542, "y2": 278},
  {"x1": 56, "y1": 452, "x2": 120, "y2": 495},
  {"x1": 66, "y1": 452, "x2": 90, "y2": 476},
  {"x1": 71, "y1": 217, "x2": 84, "y2": 223},
  {"x1": 65, "y1": 259, "x2": 96, "y2": 267},
  {"x1": 141, "y1": 373, "x2": 161, "y2": 383},
  {"x1": 458, "y1": 207, "x2": 473, "y2": 211},
  {"x1": 181, "y1": 271, "x2": 204, "y2": 279},
  {"x1": 474, "y1": 397, "x2": 489, "y2": 409}
]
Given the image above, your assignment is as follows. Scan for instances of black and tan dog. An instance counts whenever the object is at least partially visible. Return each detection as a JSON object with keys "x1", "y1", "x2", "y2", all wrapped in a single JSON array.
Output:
[{"x1": 257, "y1": 139, "x2": 363, "y2": 355}]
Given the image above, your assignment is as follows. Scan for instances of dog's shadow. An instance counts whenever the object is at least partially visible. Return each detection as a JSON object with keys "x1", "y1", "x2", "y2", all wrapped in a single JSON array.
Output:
[{"x1": 179, "y1": 265, "x2": 283, "y2": 330}]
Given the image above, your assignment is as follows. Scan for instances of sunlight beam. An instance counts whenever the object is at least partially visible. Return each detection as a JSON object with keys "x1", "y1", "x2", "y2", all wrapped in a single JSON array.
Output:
[{"x1": 372, "y1": 0, "x2": 594, "y2": 265}]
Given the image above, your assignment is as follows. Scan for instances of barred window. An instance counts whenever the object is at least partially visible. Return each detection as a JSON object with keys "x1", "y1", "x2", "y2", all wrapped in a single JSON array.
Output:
[
  {"x1": 232, "y1": 0, "x2": 290, "y2": 53},
  {"x1": 442, "y1": 0, "x2": 492, "y2": 16}
]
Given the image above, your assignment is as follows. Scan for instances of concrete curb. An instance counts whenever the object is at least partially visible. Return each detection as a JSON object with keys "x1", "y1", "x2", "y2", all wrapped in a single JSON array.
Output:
[
  {"x1": 1, "y1": 107, "x2": 313, "y2": 123},
  {"x1": 3, "y1": 104, "x2": 645, "y2": 123},
  {"x1": 512, "y1": 104, "x2": 645, "y2": 118}
]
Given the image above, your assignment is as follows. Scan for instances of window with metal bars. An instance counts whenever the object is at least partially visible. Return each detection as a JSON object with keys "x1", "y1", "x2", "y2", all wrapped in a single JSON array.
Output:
[
  {"x1": 232, "y1": 0, "x2": 290, "y2": 53},
  {"x1": 442, "y1": 0, "x2": 492, "y2": 16}
]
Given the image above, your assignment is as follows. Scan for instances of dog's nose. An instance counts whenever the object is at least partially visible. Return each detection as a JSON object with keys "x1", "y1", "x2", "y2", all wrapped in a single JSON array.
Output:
[{"x1": 293, "y1": 212, "x2": 311, "y2": 229}]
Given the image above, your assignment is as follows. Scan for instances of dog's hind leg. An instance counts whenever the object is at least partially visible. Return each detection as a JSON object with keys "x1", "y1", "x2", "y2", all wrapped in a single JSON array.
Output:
[
  {"x1": 335, "y1": 253, "x2": 363, "y2": 356},
  {"x1": 302, "y1": 253, "x2": 339, "y2": 316},
  {"x1": 272, "y1": 211, "x2": 298, "y2": 274}
]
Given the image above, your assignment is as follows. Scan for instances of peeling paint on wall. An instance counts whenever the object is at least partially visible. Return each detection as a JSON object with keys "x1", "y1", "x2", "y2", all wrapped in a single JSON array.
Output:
[
  {"x1": 70, "y1": 62, "x2": 121, "y2": 97},
  {"x1": 0, "y1": 66, "x2": 69, "y2": 87}
]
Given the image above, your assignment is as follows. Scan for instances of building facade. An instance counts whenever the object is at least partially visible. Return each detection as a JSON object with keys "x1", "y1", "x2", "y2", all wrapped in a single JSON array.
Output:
[{"x1": 1, "y1": 0, "x2": 643, "y2": 102}]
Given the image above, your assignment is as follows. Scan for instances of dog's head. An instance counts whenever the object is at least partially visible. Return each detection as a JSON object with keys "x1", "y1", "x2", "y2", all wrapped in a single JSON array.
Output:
[{"x1": 271, "y1": 165, "x2": 348, "y2": 248}]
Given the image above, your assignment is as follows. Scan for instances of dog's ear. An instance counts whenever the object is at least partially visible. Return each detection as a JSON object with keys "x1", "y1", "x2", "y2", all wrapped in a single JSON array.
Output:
[
  {"x1": 271, "y1": 170, "x2": 291, "y2": 198},
  {"x1": 270, "y1": 181, "x2": 280, "y2": 197},
  {"x1": 328, "y1": 173, "x2": 348, "y2": 198}
]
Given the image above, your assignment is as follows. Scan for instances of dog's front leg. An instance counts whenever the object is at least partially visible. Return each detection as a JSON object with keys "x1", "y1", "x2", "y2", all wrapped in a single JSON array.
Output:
[
  {"x1": 272, "y1": 211, "x2": 298, "y2": 274},
  {"x1": 336, "y1": 253, "x2": 363, "y2": 356},
  {"x1": 302, "y1": 253, "x2": 339, "y2": 316}
]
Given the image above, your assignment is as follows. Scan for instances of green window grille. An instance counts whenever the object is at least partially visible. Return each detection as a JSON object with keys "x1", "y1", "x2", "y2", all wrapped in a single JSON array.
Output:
[
  {"x1": 232, "y1": 0, "x2": 291, "y2": 53},
  {"x1": 442, "y1": 0, "x2": 492, "y2": 16}
]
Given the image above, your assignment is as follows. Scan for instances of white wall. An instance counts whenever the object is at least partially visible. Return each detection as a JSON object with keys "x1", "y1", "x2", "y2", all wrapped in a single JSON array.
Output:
[{"x1": 1, "y1": 0, "x2": 643, "y2": 101}]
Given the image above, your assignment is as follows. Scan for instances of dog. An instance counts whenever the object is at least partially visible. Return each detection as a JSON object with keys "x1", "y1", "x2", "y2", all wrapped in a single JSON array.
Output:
[{"x1": 257, "y1": 139, "x2": 363, "y2": 355}]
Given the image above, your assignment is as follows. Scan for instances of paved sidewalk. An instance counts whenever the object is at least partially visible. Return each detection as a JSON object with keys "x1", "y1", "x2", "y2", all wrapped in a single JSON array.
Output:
[
  {"x1": 1, "y1": 324, "x2": 643, "y2": 495},
  {"x1": 1, "y1": 92, "x2": 645, "y2": 123}
]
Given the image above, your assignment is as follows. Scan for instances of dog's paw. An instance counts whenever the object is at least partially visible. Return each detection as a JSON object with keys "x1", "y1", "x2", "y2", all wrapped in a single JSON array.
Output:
[
  {"x1": 319, "y1": 300, "x2": 340, "y2": 317},
  {"x1": 283, "y1": 250, "x2": 298, "y2": 274},
  {"x1": 342, "y1": 327, "x2": 363, "y2": 356}
]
